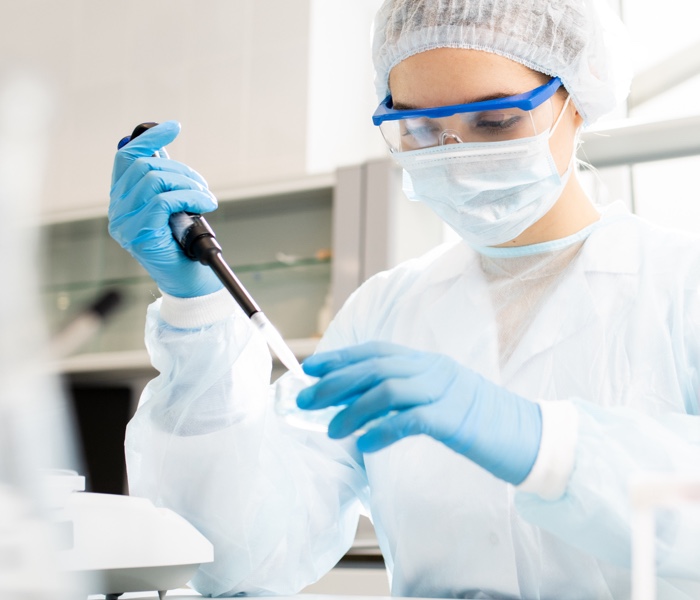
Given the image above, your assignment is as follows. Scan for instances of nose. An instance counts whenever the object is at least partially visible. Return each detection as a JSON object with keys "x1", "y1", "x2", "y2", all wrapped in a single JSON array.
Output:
[{"x1": 440, "y1": 130, "x2": 464, "y2": 145}]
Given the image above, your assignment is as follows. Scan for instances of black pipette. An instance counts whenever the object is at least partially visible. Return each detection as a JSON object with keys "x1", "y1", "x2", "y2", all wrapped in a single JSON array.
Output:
[
  {"x1": 117, "y1": 122, "x2": 303, "y2": 375},
  {"x1": 50, "y1": 289, "x2": 123, "y2": 359}
]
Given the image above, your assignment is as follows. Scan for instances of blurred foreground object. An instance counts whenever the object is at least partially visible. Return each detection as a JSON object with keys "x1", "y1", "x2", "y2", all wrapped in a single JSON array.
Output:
[
  {"x1": 48, "y1": 471, "x2": 213, "y2": 598},
  {"x1": 0, "y1": 70, "x2": 84, "y2": 597},
  {"x1": 631, "y1": 475, "x2": 700, "y2": 600}
]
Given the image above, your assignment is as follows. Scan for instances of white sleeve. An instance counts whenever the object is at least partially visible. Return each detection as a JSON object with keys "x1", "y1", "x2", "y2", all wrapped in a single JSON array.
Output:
[
  {"x1": 126, "y1": 290, "x2": 369, "y2": 596},
  {"x1": 516, "y1": 400, "x2": 579, "y2": 500},
  {"x1": 158, "y1": 286, "x2": 238, "y2": 328},
  {"x1": 515, "y1": 400, "x2": 700, "y2": 581}
]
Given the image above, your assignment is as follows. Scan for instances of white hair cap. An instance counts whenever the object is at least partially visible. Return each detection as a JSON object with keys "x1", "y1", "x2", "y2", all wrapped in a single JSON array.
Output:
[{"x1": 372, "y1": 0, "x2": 632, "y2": 125}]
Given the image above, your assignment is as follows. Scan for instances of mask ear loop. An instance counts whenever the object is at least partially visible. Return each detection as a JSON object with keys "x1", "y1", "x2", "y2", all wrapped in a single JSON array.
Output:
[
  {"x1": 545, "y1": 93, "x2": 577, "y2": 181},
  {"x1": 548, "y1": 94, "x2": 573, "y2": 139}
]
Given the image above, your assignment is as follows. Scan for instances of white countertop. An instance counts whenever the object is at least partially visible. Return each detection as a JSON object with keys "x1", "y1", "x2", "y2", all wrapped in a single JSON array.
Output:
[{"x1": 90, "y1": 593, "x2": 399, "y2": 600}]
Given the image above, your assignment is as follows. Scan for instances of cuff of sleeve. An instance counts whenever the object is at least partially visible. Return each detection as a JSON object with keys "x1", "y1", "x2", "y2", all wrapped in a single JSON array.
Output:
[
  {"x1": 516, "y1": 400, "x2": 579, "y2": 500},
  {"x1": 159, "y1": 288, "x2": 239, "y2": 329}
]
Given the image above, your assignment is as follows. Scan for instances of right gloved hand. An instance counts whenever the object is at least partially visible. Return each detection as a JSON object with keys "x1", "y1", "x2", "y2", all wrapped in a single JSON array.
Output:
[
  {"x1": 109, "y1": 120, "x2": 223, "y2": 298},
  {"x1": 298, "y1": 341, "x2": 542, "y2": 485}
]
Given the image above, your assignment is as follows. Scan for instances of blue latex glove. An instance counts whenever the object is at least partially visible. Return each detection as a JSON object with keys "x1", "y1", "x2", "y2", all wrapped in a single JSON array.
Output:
[
  {"x1": 298, "y1": 341, "x2": 542, "y2": 485},
  {"x1": 109, "y1": 120, "x2": 223, "y2": 298}
]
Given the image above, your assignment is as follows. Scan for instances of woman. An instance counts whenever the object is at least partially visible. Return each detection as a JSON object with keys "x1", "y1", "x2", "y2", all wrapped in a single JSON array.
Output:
[{"x1": 109, "y1": 1, "x2": 700, "y2": 598}]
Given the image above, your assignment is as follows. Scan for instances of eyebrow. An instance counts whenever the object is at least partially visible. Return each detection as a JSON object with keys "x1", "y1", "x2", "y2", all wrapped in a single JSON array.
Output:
[{"x1": 392, "y1": 91, "x2": 519, "y2": 111}]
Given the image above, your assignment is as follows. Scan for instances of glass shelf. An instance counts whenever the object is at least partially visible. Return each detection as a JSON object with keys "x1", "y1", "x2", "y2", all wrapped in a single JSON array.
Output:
[
  {"x1": 40, "y1": 255, "x2": 331, "y2": 294},
  {"x1": 43, "y1": 258, "x2": 332, "y2": 355},
  {"x1": 40, "y1": 185, "x2": 333, "y2": 360}
]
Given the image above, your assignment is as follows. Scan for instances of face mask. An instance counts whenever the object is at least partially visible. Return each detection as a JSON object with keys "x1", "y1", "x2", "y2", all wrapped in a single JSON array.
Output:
[{"x1": 393, "y1": 96, "x2": 574, "y2": 247}]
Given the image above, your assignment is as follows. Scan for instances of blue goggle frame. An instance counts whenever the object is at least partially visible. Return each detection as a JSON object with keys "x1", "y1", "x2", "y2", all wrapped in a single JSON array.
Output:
[{"x1": 372, "y1": 77, "x2": 563, "y2": 126}]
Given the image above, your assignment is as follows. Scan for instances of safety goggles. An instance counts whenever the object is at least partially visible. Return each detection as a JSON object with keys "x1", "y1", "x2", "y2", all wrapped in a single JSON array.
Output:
[{"x1": 372, "y1": 77, "x2": 563, "y2": 152}]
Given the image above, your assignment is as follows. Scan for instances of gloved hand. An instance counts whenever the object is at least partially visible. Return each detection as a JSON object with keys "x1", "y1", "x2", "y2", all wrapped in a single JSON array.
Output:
[
  {"x1": 298, "y1": 341, "x2": 542, "y2": 485},
  {"x1": 109, "y1": 120, "x2": 223, "y2": 298}
]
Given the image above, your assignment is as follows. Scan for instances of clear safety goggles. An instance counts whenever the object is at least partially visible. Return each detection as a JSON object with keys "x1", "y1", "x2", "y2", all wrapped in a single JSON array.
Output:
[{"x1": 372, "y1": 77, "x2": 563, "y2": 153}]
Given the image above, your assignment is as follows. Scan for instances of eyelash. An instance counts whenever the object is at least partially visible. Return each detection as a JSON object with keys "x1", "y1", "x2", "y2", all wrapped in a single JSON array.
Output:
[{"x1": 474, "y1": 116, "x2": 521, "y2": 133}]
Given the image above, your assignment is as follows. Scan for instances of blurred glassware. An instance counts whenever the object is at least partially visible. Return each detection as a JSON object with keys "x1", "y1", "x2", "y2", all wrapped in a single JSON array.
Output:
[{"x1": 0, "y1": 69, "x2": 86, "y2": 598}]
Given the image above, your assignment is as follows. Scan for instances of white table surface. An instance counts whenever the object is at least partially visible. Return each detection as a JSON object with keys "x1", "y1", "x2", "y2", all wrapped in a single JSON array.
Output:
[{"x1": 90, "y1": 593, "x2": 400, "y2": 600}]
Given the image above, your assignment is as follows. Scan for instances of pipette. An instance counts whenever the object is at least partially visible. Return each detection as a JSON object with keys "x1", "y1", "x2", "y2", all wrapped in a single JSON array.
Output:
[
  {"x1": 117, "y1": 122, "x2": 304, "y2": 377},
  {"x1": 49, "y1": 289, "x2": 123, "y2": 359}
]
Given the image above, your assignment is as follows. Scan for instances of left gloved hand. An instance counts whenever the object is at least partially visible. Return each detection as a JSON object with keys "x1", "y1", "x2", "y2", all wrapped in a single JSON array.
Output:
[{"x1": 298, "y1": 341, "x2": 542, "y2": 485}]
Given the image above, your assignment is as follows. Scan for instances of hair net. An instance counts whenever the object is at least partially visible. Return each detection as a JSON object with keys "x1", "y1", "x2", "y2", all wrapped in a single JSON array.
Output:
[{"x1": 372, "y1": 0, "x2": 632, "y2": 125}]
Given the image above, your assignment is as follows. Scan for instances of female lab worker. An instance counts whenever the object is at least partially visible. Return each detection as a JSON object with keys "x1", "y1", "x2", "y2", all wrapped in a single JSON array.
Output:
[{"x1": 110, "y1": 1, "x2": 700, "y2": 598}]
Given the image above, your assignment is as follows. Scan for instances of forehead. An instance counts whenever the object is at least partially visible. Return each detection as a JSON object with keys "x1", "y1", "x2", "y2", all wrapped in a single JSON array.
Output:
[{"x1": 388, "y1": 48, "x2": 548, "y2": 107}]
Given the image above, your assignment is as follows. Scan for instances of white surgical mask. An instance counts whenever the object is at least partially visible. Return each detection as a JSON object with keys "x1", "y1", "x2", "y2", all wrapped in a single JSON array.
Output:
[{"x1": 393, "y1": 96, "x2": 574, "y2": 247}]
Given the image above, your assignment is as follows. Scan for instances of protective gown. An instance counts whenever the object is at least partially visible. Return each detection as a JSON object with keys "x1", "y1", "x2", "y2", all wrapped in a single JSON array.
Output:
[{"x1": 126, "y1": 202, "x2": 700, "y2": 599}]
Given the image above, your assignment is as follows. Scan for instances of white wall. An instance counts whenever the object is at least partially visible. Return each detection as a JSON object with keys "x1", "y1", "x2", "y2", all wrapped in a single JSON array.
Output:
[
  {"x1": 1, "y1": 0, "x2": 386, "y2": 220},
  {"x1": 306, "y1": 0, "x2": 386, "y2": 173}
]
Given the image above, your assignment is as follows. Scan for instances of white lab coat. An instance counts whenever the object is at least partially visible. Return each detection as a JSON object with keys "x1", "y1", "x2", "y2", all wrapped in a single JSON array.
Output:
[{"x1": 126, "y1": 202, "x2": 700, "y2": 599}]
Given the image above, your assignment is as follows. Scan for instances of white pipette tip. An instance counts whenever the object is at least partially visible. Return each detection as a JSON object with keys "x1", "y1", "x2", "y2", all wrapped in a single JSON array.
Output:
[{"x1": 250, "y1": 312, "x2": 305, "y2": 377}]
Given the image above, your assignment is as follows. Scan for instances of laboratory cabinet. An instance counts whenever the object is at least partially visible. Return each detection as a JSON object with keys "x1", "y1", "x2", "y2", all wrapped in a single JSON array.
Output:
[
  {"x1": 41, "y1": 158, "x2": 444, "y2": 378},
  {"x1": 42, "y1": 181, "x2": 334, "y2": 367},
  {"x1": 42, "y1": 173, "x2": 338, "y2": 498}
]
